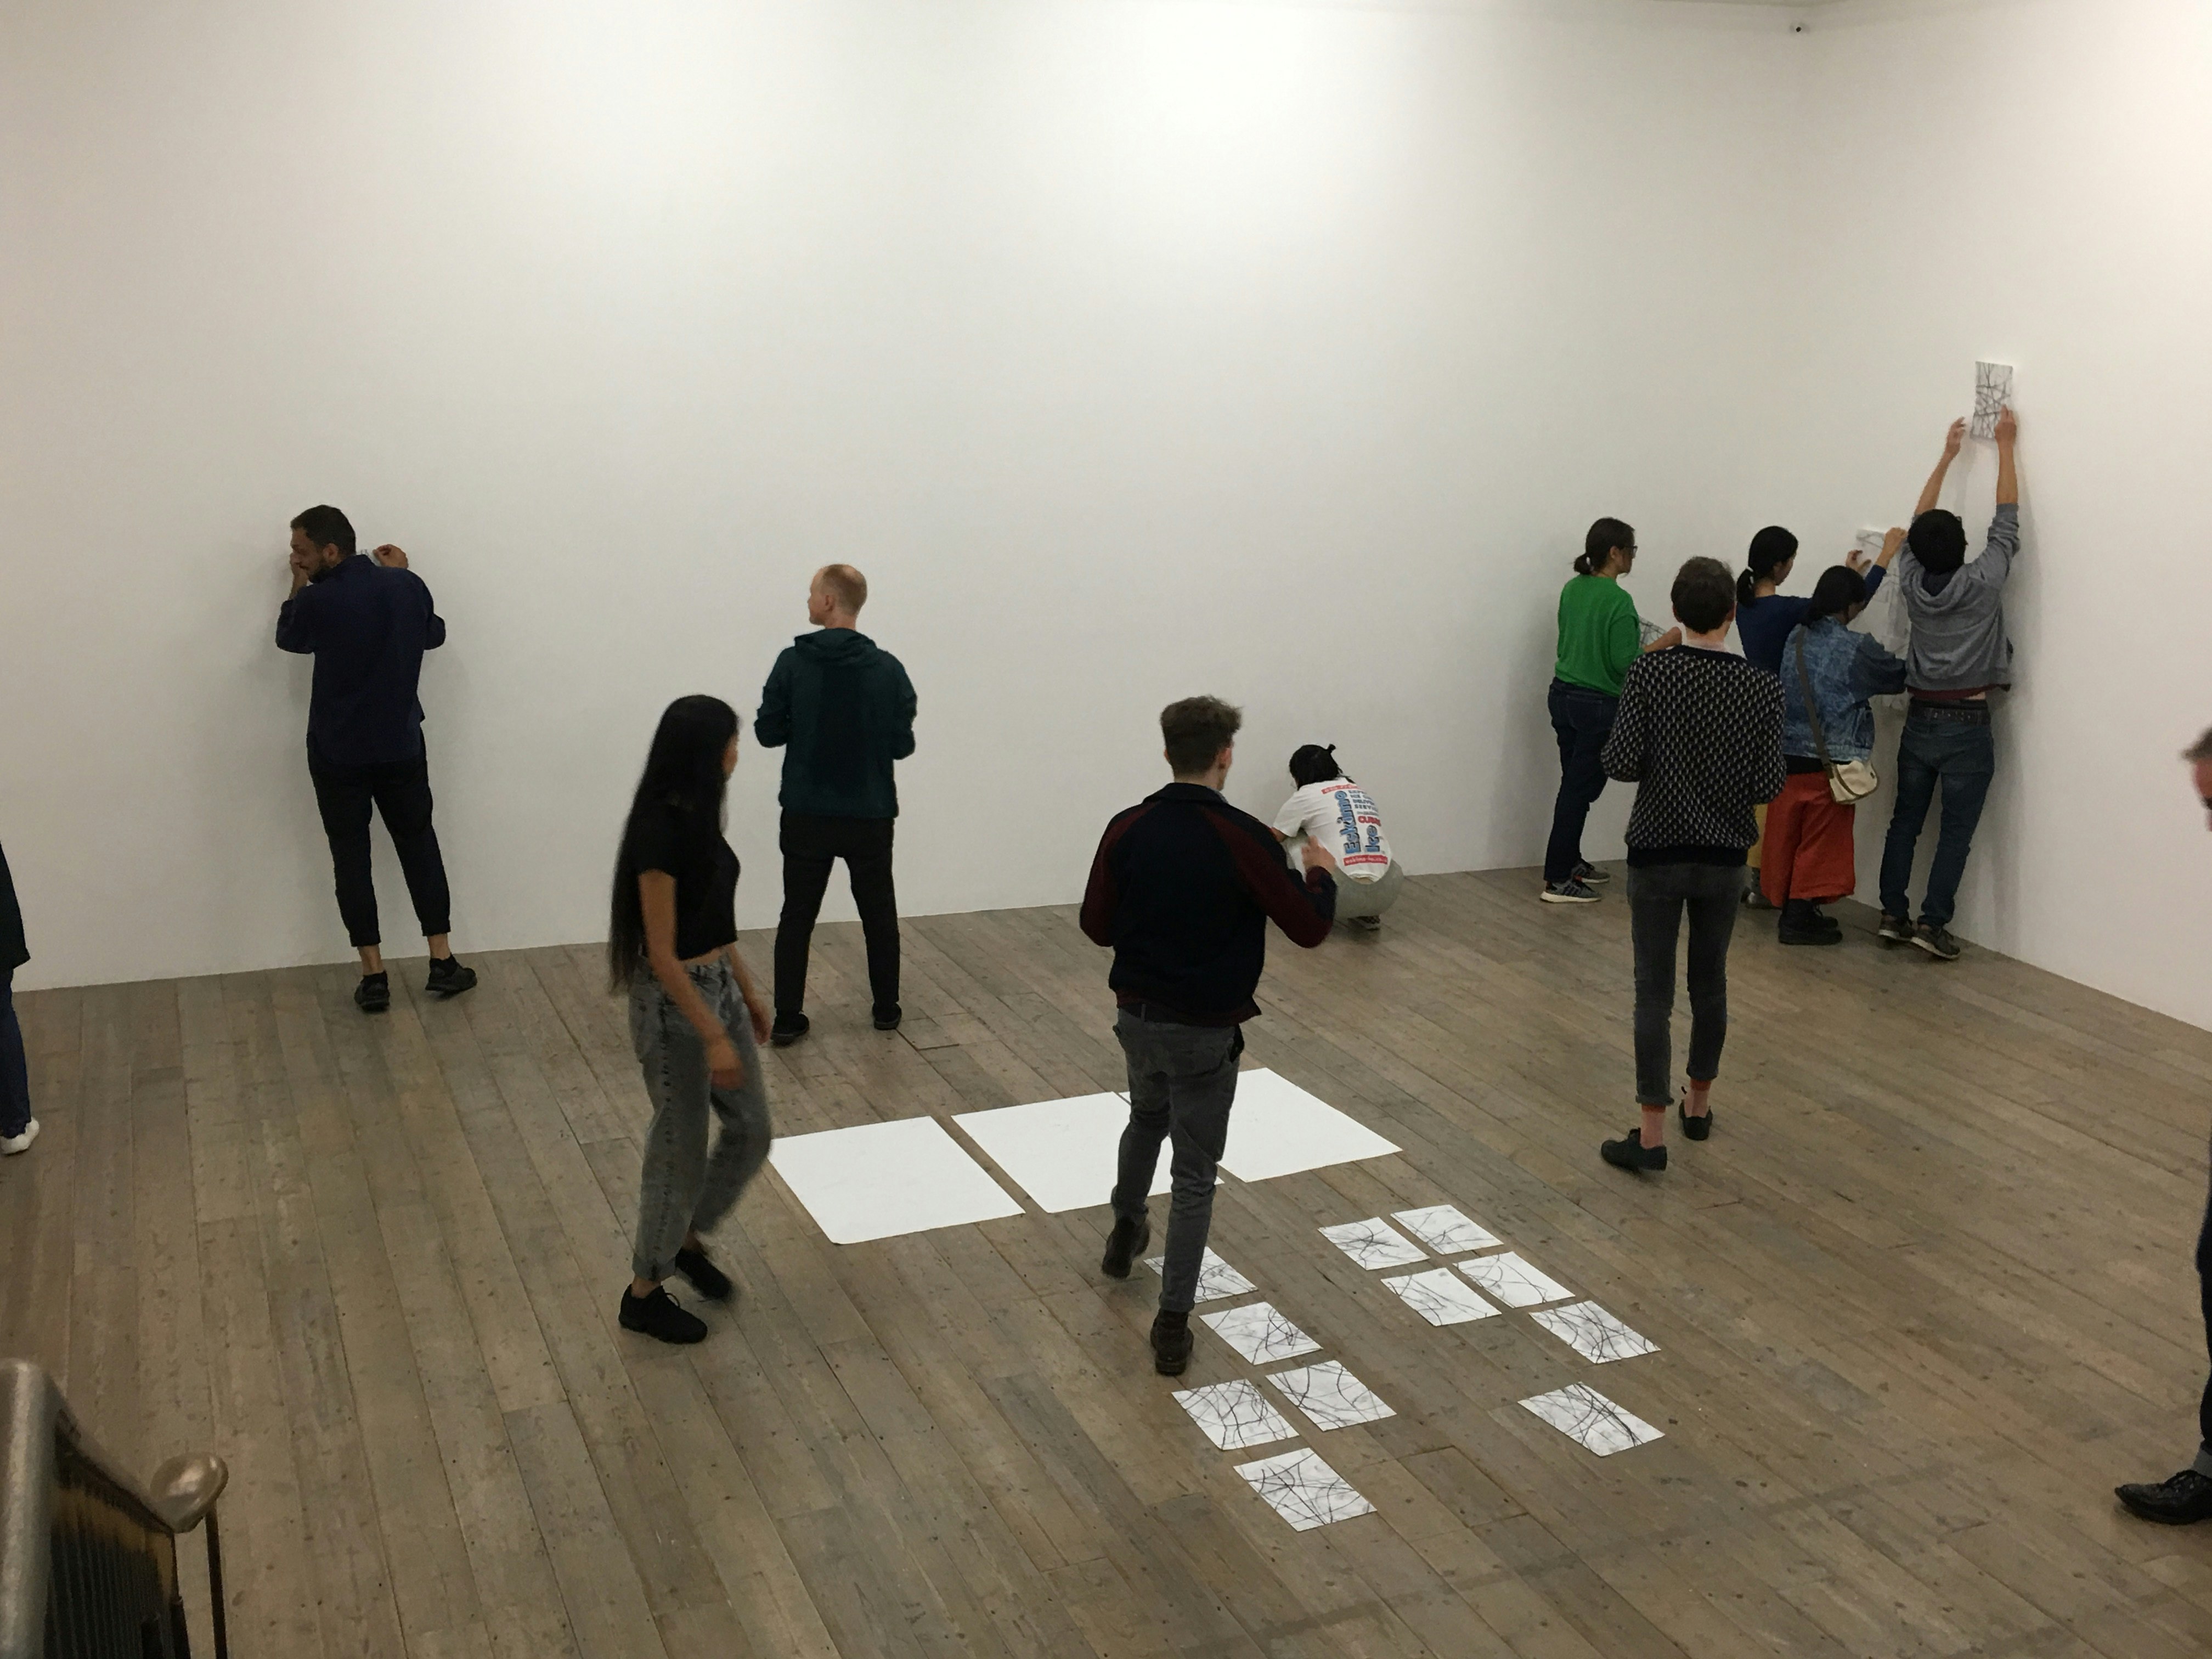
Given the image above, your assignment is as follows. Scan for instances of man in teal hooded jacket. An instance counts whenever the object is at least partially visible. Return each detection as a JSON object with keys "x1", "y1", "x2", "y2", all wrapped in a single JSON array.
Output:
[{"x1": 755, "y1": 563, "x2": 918, "y2": 1046}]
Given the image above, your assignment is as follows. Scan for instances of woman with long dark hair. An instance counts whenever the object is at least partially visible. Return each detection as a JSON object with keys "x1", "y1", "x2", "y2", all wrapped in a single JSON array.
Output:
[
  {"x1": 608, "y1": 695, "x2": 774, "y2": 1344},
  {"x1": 1763, "y1": 566, "x2": 1908, "y2": 945},
  {"x1": 1541, "y1": 518, "x2": 1679, "y2": 904}
]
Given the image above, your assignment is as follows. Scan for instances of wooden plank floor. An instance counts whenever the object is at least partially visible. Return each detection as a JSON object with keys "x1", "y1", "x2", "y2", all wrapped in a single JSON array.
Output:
[{"x1": 7, "y1": 867, "x2": 2212, "y2": 1658}]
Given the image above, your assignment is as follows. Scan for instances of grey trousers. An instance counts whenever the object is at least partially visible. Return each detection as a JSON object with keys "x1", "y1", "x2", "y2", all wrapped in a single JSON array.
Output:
[
  {"x1": 629, "y1": 959, "x2": 772, "y2": 1283},
  {"x1": 1111, "y1": 1008, "x2": 1243, "y2": 1314}
]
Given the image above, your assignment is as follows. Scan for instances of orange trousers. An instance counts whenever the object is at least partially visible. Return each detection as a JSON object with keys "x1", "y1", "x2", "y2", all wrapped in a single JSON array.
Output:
[{"x1": 1759, "y1": 771, "x2": 1858, "y2": 906}]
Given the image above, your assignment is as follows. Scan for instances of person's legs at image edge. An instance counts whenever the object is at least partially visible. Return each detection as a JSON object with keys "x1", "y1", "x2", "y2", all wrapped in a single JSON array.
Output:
[
  {"x1": 2116, "y1": 1136, "x2": 2212, "y2": 1523},
  {"x1": 0, "y1": 969, "x2": 33, "y2": 1146},
  {"x1": 771, "y1": 814, "x2": 837, "y2": 1039}
]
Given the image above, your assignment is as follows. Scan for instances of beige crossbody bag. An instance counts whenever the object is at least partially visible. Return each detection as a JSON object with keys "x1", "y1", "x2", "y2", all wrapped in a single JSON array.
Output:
[{"x1": 1793, "y1": 632, "x2": 1881, "y2": 804}]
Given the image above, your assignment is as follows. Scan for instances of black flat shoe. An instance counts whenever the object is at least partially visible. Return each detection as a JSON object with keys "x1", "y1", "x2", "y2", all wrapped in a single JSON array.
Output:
[
  {"x1": 1150, "y1": 1311, "x2": 1193, "y2": 1376},
  {"x1": 425, "y1": 957, "x2": 478, "y2": 1000},
  {"x1": 2117, "y1": 1469, "x2": 2212, "y2": 1525},
  {"x1": 872, "y1": 1004, "x2": 902, "y2": 1032},
  {"x1": 1678, "y1": 1099, "x2": 1713, "y2": 1141},
  {"x1": 674, "y1": 1246, "x2": 733, "y2": 1302},
  {"x1": 1600, "y1": 1130, "x2": 1667, "y2": 1173},
  {"x1": 1100, "y1": 1214, "x2": 1150, "y2": 1280},
  {"x1": 619, "y1": 1285, "x2": 707, "y2": 1345},
  {"x1": 770, "y1": 1013, "x2": 810, "y2": 1048},
  {"x1": 354, "y1": 972, "x2": 391, "y2": 1014}
]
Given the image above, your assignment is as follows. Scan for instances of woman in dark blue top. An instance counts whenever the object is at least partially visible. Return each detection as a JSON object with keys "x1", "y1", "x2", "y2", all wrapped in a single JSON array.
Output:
[
  {"x1": 1734, "y1": 524, "x2": 1900, "y2": 675},
  {"x1": 1733, "y1": 524, "x2": 1899, "y2": 904}
]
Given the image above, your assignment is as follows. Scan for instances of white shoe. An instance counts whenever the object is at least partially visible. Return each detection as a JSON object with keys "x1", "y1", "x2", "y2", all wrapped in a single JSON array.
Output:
[{"x1": 1, "y1": 1118, "x2": 39, "y2": 1155}]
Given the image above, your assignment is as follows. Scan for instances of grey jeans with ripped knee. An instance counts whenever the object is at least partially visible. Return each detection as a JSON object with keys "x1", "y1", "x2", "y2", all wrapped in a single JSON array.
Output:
[{"x1": 630, "y1": 958, "x2": 773, "y2": 1283}]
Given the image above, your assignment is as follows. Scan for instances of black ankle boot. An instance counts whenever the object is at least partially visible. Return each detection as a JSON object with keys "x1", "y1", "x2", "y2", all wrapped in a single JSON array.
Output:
[
  {"x1": 1099, "y1": 1213, "x2": 1150, "y2": 1280},
  {"x1": 1778, "y1": 899, "x2": 1842, "y2": 946},
  {"x1": 1150, "y1": 1310, "x2": 1193, "y2": 1375}
]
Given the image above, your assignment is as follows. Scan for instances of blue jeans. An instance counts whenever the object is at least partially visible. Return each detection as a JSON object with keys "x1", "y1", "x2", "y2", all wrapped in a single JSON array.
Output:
[
  {"x1": 1877, "y1": 706, "x2": 1995, "y2": 929},
  {"x1": 1545, "y1": 680, "x2": 1618, "y2": 883},
  {"x1": 0, "y1": 969, "x2": 28, "y2": 1138}
]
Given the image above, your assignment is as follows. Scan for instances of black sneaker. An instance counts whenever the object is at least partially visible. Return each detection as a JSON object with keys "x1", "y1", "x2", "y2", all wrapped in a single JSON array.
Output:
[
  {"x1": 1875, "y1": 913, "x2": 1914, "y2": 946},
  {"x1": 1540, "y1": 879, "x2": 1600, "y2": 905},
  {"x1": 1912, "y1": 922, "x2": 1962, "y2": 962},
  {"x1": 1150, "y1": 1310, "x2": 1193, "y2": 1376},
  {"x1": 354, "y1": 972, "x2": 392, "y2": 1014},
  {"x1": 674, "y1": 1246, "x2": 733, "y2": 1302},
  {"x1": 1099, "y1": 1214, "x2": 1151, "y2": 1280},
  {"x1": 425, "y1": 956, "x2": 478, "y2": 1000},
  {"x1": 618, "y1": 1285, "x2": 707, "y2": 1345},
  {"x1": 1600, "y1": 1130, "x2": 1668, "y2": 1173},
  {"x1": 770, "y1": 1013, "x2": 810, "y2": 1048},
  {"x1": 872, "y1": 1004, "x2": 902, "y2": 1032},
  {"x1": 2117, "y1": 1469, "x2": 2212, "y2": 1525},
  {"x1": 1572, "y1": 861, "x2": 1612, "y2": 885},
  {"x1": 1807, "y1": 905, "x2": 1844, "y2": 935},
  {"x1": 1778, "y1": 900, "x2": 1842, "y2": 947},
  {"x1": 1678, "y1": 1097, "x2": 1713, "y2": 1141}
]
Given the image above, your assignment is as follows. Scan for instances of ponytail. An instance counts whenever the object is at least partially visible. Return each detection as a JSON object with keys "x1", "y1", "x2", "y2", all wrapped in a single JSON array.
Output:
[
  {"x1": 1579, "y1": 517, "x2": 1634, "y2": 577},
  {"x1": 1739, "y1": 524, "x2": 1799, "y2": 606}
]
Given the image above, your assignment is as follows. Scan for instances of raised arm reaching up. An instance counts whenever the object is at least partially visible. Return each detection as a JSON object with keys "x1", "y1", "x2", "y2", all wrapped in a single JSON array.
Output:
[
  {"x1": 1916, "y1": 417, "x2": 1967, "y2": 517},
  {"x1": 1994, "y1": 407, "x2": 2018, "y2": 506}
]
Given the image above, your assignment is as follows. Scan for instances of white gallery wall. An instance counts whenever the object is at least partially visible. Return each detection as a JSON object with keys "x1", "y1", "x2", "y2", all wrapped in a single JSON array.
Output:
[
  {"x1": 0, "y1": 0, "x2": 1804, "y2": 992},
  {"x1": 1784, "y1": 0, "x2": 2212, "y2": 1029},
  {"x1": 4, "y1": 0, "x2": 2209, "y2": 1032}
]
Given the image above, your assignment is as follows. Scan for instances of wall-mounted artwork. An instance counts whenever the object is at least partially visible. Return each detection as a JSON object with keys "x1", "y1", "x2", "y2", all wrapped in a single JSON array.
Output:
[{"x1": 1972, "y1": 360, "x2": 2014, "y2": 439}]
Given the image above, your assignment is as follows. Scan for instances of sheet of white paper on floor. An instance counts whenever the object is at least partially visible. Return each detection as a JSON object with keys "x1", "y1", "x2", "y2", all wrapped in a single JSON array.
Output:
[
  {"x1": 1530, "y1": 1301, "x2": 1658, "y2": 1363},
  {"x1": 1319, "y1": 1218, "x2": 1426, "y2": 1269},
  {"x1": 1457, "y1": 1251, "x2": 1573, "y2": 1308},
  {"x1": 952, "y1": 1092, "x2": 1170, "y2": 1214},
  {"x1": 1235, "y1": 1448, "x2": 1375, "y2": 1531},
  {"x1": 1200, "y1": 1301, "x2": 1323, "y2": 1364},
  {"x1": 1142, "y1": 1248, "x2": 1255, "y2": 1304},
  {"x1": 768, "y1": 1116, "x2": 1023, "y2": 1244},
  {"x1": 1217, "y1": 1069, "x2": 1400, "y2": 1182},
  {"x1": 1391, "y1": 1204, "x2": 1500, "y2": 1255},
  {"x1": 1381, "y1": 1268, "x2": 1500, "y2": 1327},
  {"x1": 1520, "y1": 1383, "x2": 1663, "y2": 1456},
  {"x1": 1265, "y1": 1361, "x2": 1395, "y2": 1430},
  {"x1": 1172, "y1": 1380, "x2": 1299, "y2": 1451}
]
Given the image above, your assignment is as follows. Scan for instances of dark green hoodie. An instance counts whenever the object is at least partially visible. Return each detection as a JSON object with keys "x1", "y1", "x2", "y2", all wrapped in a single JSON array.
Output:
[{"x1": 754, "y1": 629, "x2": 917, "y2": 819}]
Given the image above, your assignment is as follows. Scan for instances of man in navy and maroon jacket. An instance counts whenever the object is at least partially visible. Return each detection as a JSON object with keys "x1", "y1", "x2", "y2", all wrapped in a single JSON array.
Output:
[{"x1": 1081, "y1": 695, "x2": 1337, "y2": 1375}]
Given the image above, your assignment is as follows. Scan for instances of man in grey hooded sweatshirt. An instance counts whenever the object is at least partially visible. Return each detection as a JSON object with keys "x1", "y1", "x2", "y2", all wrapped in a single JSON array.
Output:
[{"x1": 1875, "y1": 407, "x2": 2021, "y2": 961}]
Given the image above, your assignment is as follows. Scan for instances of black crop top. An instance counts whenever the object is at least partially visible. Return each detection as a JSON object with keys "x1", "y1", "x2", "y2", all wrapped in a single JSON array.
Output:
[{"x1": 627, "y1": 798, "x2": 740, "y2": 961}]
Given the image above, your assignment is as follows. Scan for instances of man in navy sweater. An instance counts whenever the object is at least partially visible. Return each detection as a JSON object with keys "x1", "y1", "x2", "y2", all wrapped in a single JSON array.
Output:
[
  {"x1": 276, "y1": 505, "x2": 476, "y2": 1012},
  {"x1": 1081, "y1": 696, "x2": 1337, "y2": 1374}
]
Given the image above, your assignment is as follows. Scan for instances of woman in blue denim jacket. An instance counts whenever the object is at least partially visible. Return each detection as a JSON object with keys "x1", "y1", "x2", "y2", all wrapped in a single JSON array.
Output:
[{"x1": 1762, "y1": 567, "x2": 1908, "y2": 944}]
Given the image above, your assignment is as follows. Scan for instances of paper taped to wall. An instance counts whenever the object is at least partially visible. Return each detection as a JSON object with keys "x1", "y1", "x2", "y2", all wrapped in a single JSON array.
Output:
[{"x1": 1972, "y1": 361, "x2": 2013, "y2": 439}]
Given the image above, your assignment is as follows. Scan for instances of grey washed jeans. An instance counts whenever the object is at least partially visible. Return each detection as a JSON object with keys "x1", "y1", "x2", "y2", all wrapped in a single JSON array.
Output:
[
  {"x1": 629, "y1": 959, "x2": 772, "y2": 1283},
  {"x1": 1112, "y1": 1009, "x2": 1243, "y2": 1314}
]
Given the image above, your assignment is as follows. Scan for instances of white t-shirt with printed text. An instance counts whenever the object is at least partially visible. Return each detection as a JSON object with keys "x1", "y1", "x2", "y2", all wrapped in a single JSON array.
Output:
[{"x1": 1273, "y1": 780, "x2": 1393, "y2": 882}]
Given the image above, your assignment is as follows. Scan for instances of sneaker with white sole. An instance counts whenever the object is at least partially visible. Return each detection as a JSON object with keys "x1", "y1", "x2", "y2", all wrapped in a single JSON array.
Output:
[
  {"x1": 1, "y1": 1118, "x2": 40, "y2": 1156},
  {"x1": 1875, "y1": 912, "x2": 1914, "y2": 945},
  {"x1": 1572, "y1": 862, "x2": 1612, "y2": 885},
  {"x1": 1541, "y1": 879, "x2": 1600, "y2": 905},
  {"x1": 1912, "y1": 922, "x2": 1962, "y2": 962}
]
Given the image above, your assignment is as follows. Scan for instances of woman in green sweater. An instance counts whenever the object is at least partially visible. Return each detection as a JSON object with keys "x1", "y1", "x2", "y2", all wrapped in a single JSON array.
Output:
[{"x1": 1542, "y1": 519, "x2": 1678, "y2": 902}]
